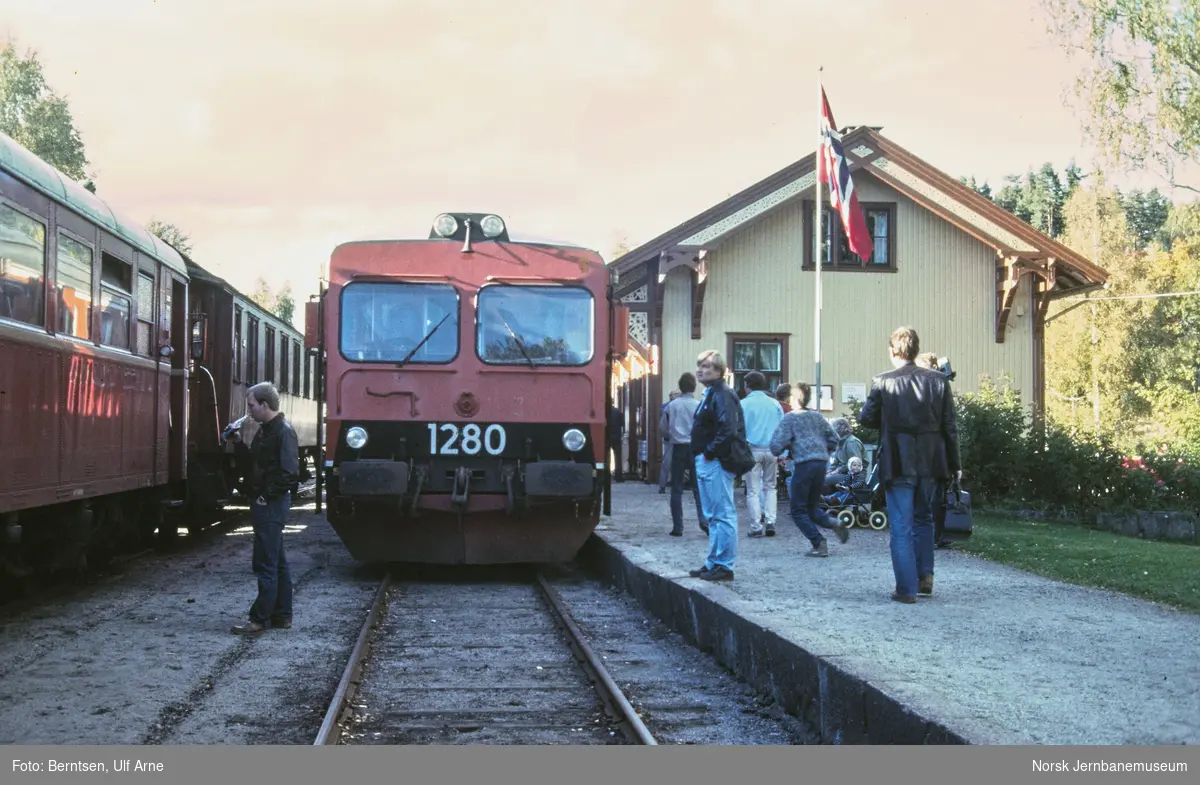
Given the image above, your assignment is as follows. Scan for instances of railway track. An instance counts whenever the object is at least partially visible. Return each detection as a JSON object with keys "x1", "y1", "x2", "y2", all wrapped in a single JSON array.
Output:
[{"x1": 314, "y1": 568, "x2": 657, "y2": 746}]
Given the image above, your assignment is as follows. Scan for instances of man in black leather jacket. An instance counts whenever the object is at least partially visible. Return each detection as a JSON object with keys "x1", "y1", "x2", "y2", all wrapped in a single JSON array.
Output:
[
  {"x1": 228, "y1": 382, "x2": 300, "y2": 635},
  {"x1": 857, "y1": 327, "x2": 961, "y2": 604},
  {"x1": 688, "y1": 350, "x2": 751, "y2": 581}
]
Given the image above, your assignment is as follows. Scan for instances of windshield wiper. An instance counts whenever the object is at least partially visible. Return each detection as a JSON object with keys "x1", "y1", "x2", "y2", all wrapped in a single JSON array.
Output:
[
  {"x1": 500, "y1": 315, "x2": 537, "y2": 369},
  {"x1": 395, "y1": 311, "x2": 453, "y2": 368}
]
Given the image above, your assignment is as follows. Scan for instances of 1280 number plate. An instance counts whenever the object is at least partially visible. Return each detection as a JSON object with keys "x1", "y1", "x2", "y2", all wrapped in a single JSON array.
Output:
[{"x1": 426, "y1": 423, "x2": 507, "y2": 456}]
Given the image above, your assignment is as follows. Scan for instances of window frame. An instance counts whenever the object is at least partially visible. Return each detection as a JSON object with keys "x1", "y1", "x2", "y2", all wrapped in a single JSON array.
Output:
[
  {"x1": 98, "y1": 251, "x2": 135, "y2": 352},
  {"x1": 337, "y1": 281, "x2": 462, "y2": 366},
  {"x1": 802, "y1": 201, "x2": 897, "y2": 272},
  {"x1": 0, "y1": 197, "x2": 49, "y2": 331},
  {"x1": 246, "y1": 314, "x2": 260, "y2": 382},
  {"x1": 264, "y1": 324, "x2": 276, "y2": 383},
  {"x1": 725, "y1": 332, "x2": 789, "y2": 397},
  {"x1": 233, "y1": 305, "x2": 243, "y2": 382},
  {"x1": 130, "y1": 268, "x2": 157, "y2": 356},
  {"x1": 474, "y1": 283, "x2": 595, "y2": 367},
  {"x1": 53, "y1": 226, "x2": 96, "y2": 342}
]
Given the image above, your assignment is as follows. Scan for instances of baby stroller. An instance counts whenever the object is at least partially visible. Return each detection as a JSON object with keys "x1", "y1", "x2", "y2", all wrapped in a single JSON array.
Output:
[{"x1": 821, "y1": 461, "x2": 889, "y2": 530}]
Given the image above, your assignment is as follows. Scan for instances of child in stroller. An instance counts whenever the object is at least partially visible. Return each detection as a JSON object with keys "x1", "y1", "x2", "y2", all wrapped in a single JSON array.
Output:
[{"x1": 821, "y1": 457, "x2": 890, "y2": 530}]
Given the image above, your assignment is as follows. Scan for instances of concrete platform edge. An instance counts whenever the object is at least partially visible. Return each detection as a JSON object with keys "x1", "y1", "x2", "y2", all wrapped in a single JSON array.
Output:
[{"x1": 577, "y1": 533, "x2": 975, "y2": 746}]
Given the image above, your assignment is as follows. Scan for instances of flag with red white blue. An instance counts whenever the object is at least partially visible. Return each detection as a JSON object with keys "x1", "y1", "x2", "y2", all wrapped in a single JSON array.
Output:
[{"x1": 817, "y1": 88, "x2": 873, "y2": 262}]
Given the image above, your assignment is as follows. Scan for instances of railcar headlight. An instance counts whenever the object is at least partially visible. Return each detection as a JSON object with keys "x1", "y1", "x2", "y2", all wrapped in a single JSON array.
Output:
[
  {"x1": 562, "y1": 428, "x2": 586, "y2": 452},
  {"x1": 433, "y1": 213, "x2": 458, "y2": 237},
  {"x1": 346, "y1": 426, "x2": 368, "y2": 450},
  {"x1": 480, "y1": 214, "x2": 505, "y2": 238}
]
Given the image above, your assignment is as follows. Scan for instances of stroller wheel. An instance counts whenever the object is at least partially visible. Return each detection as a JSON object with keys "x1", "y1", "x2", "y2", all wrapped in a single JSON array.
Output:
[
  {"x1": 836, "y1": 509, "x2": 857, "y2": 529},
  {"x1": 868, "y1": 510, "x2": 889, "y2": 530}
]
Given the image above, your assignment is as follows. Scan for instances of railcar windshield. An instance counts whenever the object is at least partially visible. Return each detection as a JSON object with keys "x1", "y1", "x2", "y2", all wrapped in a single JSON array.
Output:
[
  {"x1": 476, "y1": 285, "x2": 594, "y2": 366},
  {"x1": 340, "y1": 282, "x2": 459, "y2": 363}
]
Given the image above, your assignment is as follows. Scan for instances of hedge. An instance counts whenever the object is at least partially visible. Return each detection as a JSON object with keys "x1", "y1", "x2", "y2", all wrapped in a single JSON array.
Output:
[{"x1": 849, "y1": 376, "x2": 1200, "y2": 519}]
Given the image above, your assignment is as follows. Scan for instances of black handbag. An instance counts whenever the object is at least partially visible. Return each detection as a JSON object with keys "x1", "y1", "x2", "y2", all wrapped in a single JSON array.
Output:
[
  {"x1": 939, "y1": 478, "x2": 973, "y2": 541},
  {"x1": 723, "y1": 436, "x2": 756, "y2": 477}
]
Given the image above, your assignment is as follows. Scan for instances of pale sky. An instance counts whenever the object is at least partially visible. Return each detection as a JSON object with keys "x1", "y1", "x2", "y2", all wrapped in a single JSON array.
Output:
[{"x1": 4, "y1": 0, "x2": 1194, "y2": 324}]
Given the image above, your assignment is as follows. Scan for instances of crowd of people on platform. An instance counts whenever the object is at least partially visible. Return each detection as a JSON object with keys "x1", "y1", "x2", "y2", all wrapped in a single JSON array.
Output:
[{"x1": 621, "y1": 326, "x2": 962, "y2": 605}]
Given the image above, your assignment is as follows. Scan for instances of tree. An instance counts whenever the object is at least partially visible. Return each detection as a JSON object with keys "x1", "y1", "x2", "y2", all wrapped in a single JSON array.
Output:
[
  {"x1": 250, "y1": 276, "x2": 295, "y2": 326},
  {"x1": 0, "y1": 41, "x2": 94, "y2": 190},
  {"x1": 1118, "y1": 188, "x2": 1171, "y2": 249},
  {"x1": 1044, "y1": 0, "x2": 1200, "y2": 194},
  {"x1": 146, "y1": 219, "x2": 194, "y2": 256},
  {"x1": 609, "y1": 232, "x2": 632, "y2": 262}
]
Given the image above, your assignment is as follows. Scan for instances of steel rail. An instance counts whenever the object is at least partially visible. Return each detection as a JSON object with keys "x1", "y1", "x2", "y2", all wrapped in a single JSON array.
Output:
[
  {"x1": 534, "y1": 571, "x2": 657, "y2": 745},
  {"x1": 313, "y1": 572, "x2": 392, "y2": 745}
]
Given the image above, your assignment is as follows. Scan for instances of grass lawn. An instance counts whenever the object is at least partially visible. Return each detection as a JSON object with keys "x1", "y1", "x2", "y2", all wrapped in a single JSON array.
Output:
[{"x1": 958, "y1": 514, "x2": 1200, "y2": 614}]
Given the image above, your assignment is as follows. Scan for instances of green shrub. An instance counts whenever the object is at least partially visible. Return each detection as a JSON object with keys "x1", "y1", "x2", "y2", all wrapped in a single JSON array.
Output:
[{"x1": 852, "y1": 375, "x2": 1200, "y2": 518}]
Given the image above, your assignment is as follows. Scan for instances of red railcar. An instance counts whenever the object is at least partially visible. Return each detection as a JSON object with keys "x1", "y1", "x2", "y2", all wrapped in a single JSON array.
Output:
[
  {"x1": 0, "y1": 131, "x2": 192, "y2": 573},
  {"x1": 309, "y1": 212, "x2": 625, "y2": 564}
]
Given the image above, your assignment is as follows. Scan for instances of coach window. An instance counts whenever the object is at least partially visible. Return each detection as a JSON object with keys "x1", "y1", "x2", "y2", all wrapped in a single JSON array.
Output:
[
  {"x1": 265, "y1": 324, "x2": 276, "y2": 382},
  {"x1": 476, "y1": 285, "x2": 593, "y2": 366},
  {"x1": 292, "y1": 340, "x2": 301, "y2": 396},
  {"x1": 135, "y1": 271, "x2": 155, "y2": 355},
  {"x1": 99, "y1": 253, "x2": 133, "y2": 350},
  {"x1": 56, "y1": 231, "x2": 93, "y2": 340},
  {"x1": 246, "y1": 315, "x2": 260, "y2": 382},
  {"x1": 0, "y1": 203, "x2": 47, "y2": 328},
  {"x1": 279, "y1": 335, "x2": 289, "y2": 392},
  {"x1": 233, "y1": 306, "x2": 243, "y2": 380},
  {"x1": 340, "y1": 282, "x2": 459, "y2": 363}
]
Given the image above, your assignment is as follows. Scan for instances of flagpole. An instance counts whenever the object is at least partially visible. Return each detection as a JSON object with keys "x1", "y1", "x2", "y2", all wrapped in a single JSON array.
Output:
[{"x1": 813, "y1": 67, "x2": 823, "y2": 412}]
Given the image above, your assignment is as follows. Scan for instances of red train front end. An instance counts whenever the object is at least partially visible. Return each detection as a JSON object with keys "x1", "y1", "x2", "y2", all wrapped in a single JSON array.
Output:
[{"x1": 314, "y1": 213, "x2": 613, "y2": 564}]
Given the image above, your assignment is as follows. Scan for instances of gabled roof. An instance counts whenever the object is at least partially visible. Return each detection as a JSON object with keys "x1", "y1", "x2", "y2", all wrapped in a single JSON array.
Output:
[
  {"x1": 611, "y1": 127, "x2": 1108, "y2": 295},
  {"x1": 0, "y1": 131, "x2": 189, "y2": 278}
]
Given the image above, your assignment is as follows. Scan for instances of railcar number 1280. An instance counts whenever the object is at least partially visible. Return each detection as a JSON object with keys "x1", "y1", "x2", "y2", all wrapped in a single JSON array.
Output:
[{"x1": 427, "y1": 423, "x2": 507, "y2": 456}]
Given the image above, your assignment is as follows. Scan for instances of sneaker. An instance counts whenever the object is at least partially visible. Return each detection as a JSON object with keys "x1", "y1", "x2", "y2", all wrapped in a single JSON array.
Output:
[
  {"x1": 918, "y1": 575, "x2": 933, "y2": 596},
  {"x1": 891, "y1": 593, "x2": 917, "y2": 604},
  {"x1": 804, "y1": 540, "x2": 829, "y2": 557},
  {"x1": 765, "y1": 524, "x2": 776, "y2": 537},
  {"x1": 834, "y1": 523, "x2": 850, "y2": 544},
  {"x1": 688, "y1": 566, "x2": 711, "y2": 578},
  {"x1": 700, "y1": 565, "x2": 734, "y2": 581},
  {"x1": 748, "y1": 529, "x2": 765, "y2": 538},
  {"x1": 668, "y1": 530, "x2": 683, "y2": 537}
]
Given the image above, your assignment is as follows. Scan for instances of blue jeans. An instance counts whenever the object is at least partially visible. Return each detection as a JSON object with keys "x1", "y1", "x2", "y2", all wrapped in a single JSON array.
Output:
[
  {"x1": 695, "y1": 454, "x2": 736, "y2": 570},
  {"x1": 885, "y1": 477, "x2": 937, "y2": 597},
  {"x1": 670, "y1": 443, "x2": 706, "y2": 533},
  {"x1": 249, "y1": 493, "x2": 293, "y2": 625},
  {"x1": 788, "y1": 459, "x2": 838, "y2": 547}
]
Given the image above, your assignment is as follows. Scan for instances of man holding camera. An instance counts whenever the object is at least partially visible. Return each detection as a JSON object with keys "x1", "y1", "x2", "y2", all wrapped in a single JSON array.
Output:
[
  {"x1": 228, "y1": 382, "x2": 300, "y2": 635},
  {"x1": 858, "y1": 328, "x2": 961, "y2": 604}
]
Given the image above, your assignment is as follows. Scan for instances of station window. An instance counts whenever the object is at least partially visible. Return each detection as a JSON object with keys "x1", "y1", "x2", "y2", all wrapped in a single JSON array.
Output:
[
  {"x1": 0, "y1": 203, "x2": 47, "y2": 328},
  {"x1": 99, "y1": 253, "x2": 132, "y2": 350},
  {"x1": 728, "y1": 335, "x2": 787, "y2": 396},
  {"x1": 56, "y1": 232, "x2": 93, "y2": 340}
]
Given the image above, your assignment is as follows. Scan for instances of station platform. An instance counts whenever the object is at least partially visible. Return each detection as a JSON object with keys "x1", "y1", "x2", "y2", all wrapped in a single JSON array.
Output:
[{"x1": 579, "y1": 480, "x2": 1200, "y2": 745}]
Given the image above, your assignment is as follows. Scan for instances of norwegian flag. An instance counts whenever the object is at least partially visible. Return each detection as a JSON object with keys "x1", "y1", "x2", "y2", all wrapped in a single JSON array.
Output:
[{"x1": 817, "y1": 88, "x2": 873, "y2": 261}]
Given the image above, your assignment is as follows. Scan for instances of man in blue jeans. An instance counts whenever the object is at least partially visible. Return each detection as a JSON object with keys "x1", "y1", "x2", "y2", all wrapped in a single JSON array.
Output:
[
  {"x1": 857, "y1": 327, "x2": 961, "y2": 604},
  {"x1": 228, "y1": 382, "x2": 300, "y2": 634},
  {"x1": 687, "y1": 350, "x2": 751, "y2": 581}
]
